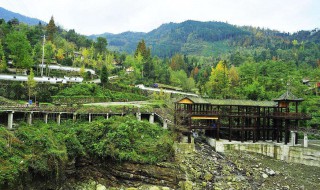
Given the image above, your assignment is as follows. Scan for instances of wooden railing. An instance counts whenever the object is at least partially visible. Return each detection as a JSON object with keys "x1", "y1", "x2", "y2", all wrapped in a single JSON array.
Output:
[{"x1": 268, "y1": 112, "x2": 312, "y2": 120}]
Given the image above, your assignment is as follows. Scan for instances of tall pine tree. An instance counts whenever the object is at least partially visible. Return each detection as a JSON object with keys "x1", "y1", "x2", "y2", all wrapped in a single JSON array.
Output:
[
  {"x1": 100, "y1": 65, "x2": 108, "y2": 88},
  {"x1": 46, "y1": 16, "x2": 56, "y2": 41},
  {"x1": 134, "y1": 39, "x2": 150, "y2": 61}
]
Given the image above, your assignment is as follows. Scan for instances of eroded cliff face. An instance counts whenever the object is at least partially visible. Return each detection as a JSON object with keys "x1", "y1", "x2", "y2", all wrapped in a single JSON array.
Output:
[
  {"x1": 58, "y1": 140, "x2": 259, "y2": 190},
  {"x1": 5, "y1": 140, "x2": 320, "y2": 190},
  {"x1": 62, "y1": 157, "x2": 185, "y2": 189}
]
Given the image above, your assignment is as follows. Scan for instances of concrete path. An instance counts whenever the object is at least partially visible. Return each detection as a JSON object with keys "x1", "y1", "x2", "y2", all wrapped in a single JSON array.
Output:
[
  {"x1": 85, "y1": 101, "x2": 150, "y2": 108},
  {"x1": 38, "y1": 64, "x2": 96, "y2": 75},
  {"x1": 0, "y1": 74, "x2": 83, "y2": 83},
  {"x1": 135, "y1": 84, "x2": 199, "y2": 97},
  {"x1": 88, "y1": 75, "x2": 118, "y2": 83}
]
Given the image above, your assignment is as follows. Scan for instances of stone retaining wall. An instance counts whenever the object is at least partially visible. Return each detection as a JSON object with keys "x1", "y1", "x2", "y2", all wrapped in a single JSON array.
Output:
[{"x1": 207, "y1": 138, "x2": 320, "y2": 167}]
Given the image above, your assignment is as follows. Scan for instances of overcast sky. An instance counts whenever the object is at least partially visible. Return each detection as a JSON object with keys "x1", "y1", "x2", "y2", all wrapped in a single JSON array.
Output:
[{"x1": 0, "y1": 0, "x2": 319, "y2": 35}]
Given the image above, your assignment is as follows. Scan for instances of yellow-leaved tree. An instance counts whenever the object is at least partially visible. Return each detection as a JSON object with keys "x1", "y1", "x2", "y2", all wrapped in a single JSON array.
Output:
[{"x1": 206, "y1": 60, "x2": 229, "y2": 98}]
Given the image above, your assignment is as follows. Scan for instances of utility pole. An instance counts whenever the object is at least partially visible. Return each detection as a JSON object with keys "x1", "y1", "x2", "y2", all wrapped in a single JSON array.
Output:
[{"x1": 41, "y1": 35, "x2": 45, "y2": 76}]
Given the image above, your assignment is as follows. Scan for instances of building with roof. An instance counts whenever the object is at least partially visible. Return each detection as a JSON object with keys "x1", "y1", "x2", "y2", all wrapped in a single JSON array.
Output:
[{"x1": 174, "y1": 91, "x2": 312, "y2": 144}]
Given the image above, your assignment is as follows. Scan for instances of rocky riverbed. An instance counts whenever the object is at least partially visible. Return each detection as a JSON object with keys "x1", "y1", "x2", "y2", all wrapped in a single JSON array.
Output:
[{"x1": 54, "y1": 138, "x2": 320, "y2": 190}]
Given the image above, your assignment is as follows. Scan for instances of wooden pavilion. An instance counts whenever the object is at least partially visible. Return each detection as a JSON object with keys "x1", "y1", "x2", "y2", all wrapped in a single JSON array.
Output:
[{"x1": 174, "y1": 91, "x2": 312, "y2": 144}]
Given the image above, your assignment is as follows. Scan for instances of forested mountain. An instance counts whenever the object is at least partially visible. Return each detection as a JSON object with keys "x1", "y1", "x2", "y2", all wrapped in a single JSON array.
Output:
[
  {"x1": 89, "y1": 31, "x2": 146, "y2": 56},
  {"x1": 0, "y1": 7, "x2": 45, "y2": 25},
  {"x1": 90, "y1": 20, "x2": 320, "y2": 60},
  {"x1": 89, "y1": 20, "x2": 249, "y2": 57}
]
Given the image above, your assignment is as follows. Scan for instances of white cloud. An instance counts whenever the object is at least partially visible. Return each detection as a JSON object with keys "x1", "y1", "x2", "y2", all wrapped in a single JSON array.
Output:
[{"x1": 0, "y1": 0, "x2": 319, "y2": 35}]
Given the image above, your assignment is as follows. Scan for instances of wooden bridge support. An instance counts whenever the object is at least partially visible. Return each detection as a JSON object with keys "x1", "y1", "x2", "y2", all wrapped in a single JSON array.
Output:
[{"x1": 7, "y1": 111, "x2": 14, "y2": 129}]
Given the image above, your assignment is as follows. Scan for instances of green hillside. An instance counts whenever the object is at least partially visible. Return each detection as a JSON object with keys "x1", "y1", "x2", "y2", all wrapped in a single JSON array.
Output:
[
  {"x1": 90, "y1": 20, "x2": 320, "y2": 60},
  {"x1": 89, "y1": 20, "x2": 248, "y2": 57}
]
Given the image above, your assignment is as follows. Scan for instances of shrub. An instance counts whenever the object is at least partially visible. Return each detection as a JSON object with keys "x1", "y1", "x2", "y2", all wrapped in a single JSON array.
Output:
[{"x1": 0, "y1": 116, "x2": 174, "y2": 186}]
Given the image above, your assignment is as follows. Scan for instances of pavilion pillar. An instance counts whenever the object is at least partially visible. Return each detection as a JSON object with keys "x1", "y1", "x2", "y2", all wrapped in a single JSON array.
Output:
[
  {"x1": 44, "y1": 113, "x2": 48, "y2": 124},
  {"x1": 228, "y1": 116, "x2": 231, "y2": 142},
  {"x1": 303, "y1": 133, "x2": 308, "y2": 148},
  {"x1": 149, "y1": 113, "x2": 154, "y2": 124},
  {"x1": 241, "y1": 117, "x2": 244, "y2": 142},
  {"x1": 136, "y1": 112, "x2": 141, "y2": 121},
  {"x1": 88, "y1": 113, "x2": 92, "y2": 122},
  {"x1": 57, "y1": 113, "x2": 61, "y2": 125},
  {"x1": 284, "y1": 120, "x2": 289, "y2": 145},
  {"x1": 277, "y1": 119, "x2": 280, "y2": 143},
  {"x1": 27, "y1": 112, "x2": 33, "y2": 125},
  {"x1": 7, "y1": 111, "x2": 14, "y2": 129}
]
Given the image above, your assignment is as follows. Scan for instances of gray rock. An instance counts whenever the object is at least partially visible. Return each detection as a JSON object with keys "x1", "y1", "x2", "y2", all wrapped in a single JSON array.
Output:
[
  {"x1": 262, "y1": 173, "x2": 268, "y2": 179},
  {"x1": 282, "y1": 185, "x2": 290, "y2": 190},
  {"x1": 266, "y1": 168, "x2": 276, "y2": 176}
]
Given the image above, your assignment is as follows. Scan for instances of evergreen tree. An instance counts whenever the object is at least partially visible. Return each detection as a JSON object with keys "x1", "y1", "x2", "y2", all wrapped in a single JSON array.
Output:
[
  {"x1": 100, "y1": 65, "x2": 108, "y2": 88},
  {"x1": 95, "y1": 37, "x2": 108, "y2": 55},
  {"x1": 46, "y1": 16, "x2": 56, "y2": 41},
  {"x1": 134, "y1": 39, "x2": 150, "y2": 61}
]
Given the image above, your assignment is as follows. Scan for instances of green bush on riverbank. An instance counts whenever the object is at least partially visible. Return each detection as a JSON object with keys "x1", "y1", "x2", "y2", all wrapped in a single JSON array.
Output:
[
  {"x1": 0, "y1": 116, "x2": 174, "y2": 187},
  {"x1": 52, "y1": 83, "x2": 147, "y2": 104}
]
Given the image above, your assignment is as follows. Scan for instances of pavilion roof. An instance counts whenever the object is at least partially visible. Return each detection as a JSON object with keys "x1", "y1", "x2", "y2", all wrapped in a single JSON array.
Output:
[
  {"x1": 175, "y1": 97, "x2": 210, "y2": 104},
  {"x1": 208, "y1": 99, "x2": 276, "y2": 107},
  {"x1": 273, "y1": 90, "x2": 303, "y2": 102},
  {"x1": 176, "y1": 97, "x2": 276, "y2": 107}
]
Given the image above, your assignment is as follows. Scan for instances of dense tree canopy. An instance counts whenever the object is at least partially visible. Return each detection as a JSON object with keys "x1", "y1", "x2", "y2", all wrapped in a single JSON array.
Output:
[
  {"x1": 95, "y1": 37, "x2": 108, "y2": 55},
  {"x1": 5, "y1": 31, "x2": 33, "y2": 69},
  {"x1": 0, "y1": 17, "x2": 319, "y2": 126}
]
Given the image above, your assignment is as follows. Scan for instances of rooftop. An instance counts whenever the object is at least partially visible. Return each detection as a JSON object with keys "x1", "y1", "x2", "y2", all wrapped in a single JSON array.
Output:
[
  {"x1": 176, "y1": 97, "x2": 276, "y2": 107},
  {"x1": 273, "y1": 90, "x2": 304, "y2": 102}
]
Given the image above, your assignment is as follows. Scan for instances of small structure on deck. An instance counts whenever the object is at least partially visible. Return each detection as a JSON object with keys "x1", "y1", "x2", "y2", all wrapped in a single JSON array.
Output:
[{"x1": 174, "y1": 91, "x2": 312, "y2": 144}]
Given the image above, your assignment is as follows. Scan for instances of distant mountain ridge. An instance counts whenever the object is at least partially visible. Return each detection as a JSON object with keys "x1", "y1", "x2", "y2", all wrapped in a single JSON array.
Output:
[
  {"x1": 89, "y1": 20, "x2": 251, "y2": 57},
  {"x1": 0, "y1": 7, "x2": 46, "y2": 25},
  {"x1": 1, "y1": 6, "x2": 318, "y2": 58},
  {"x1": 90, "y1": 20, "x2": 319, "y2": 58}
]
